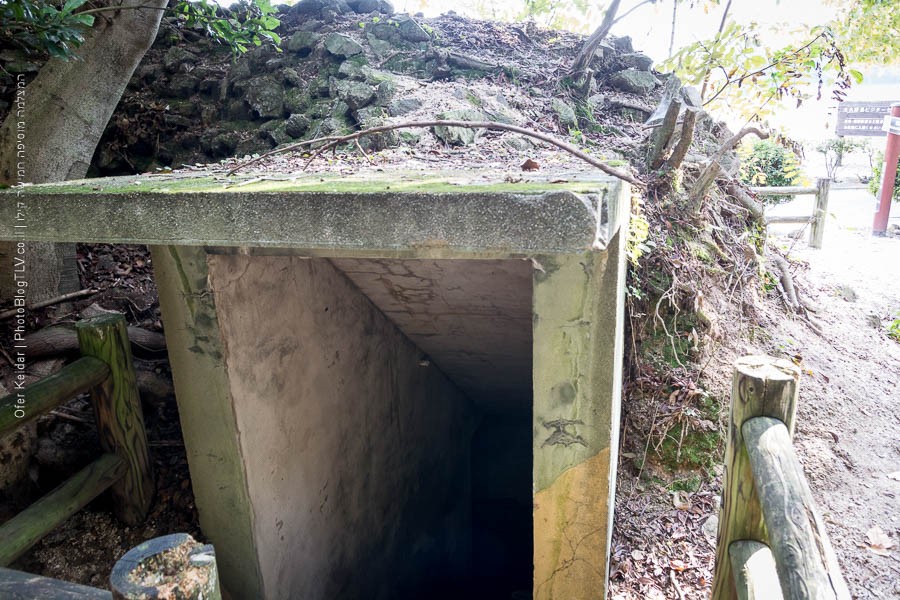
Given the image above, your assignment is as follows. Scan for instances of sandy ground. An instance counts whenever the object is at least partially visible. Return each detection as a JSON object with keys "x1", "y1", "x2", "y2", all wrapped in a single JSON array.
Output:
[{"x1": 766, "y1": 186, "x2": 900, "y2": 598}]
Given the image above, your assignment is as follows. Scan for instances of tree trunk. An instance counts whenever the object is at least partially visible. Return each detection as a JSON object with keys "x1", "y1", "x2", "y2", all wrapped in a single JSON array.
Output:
[
  {"x1": 668, "y1": 0, "x2": 678, "y2": 57},
  {"x1": 568, "y1": 0, "x2": 623, "y2": 80},
  {"x1": 0, "y1": 0, "x2": 168, "y2": 302}
]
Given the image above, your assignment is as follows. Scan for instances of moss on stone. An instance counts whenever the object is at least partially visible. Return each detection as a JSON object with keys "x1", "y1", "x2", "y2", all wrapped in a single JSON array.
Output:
[{"x1": 15, "y1": 173, "x2": 612, "y2": 196}]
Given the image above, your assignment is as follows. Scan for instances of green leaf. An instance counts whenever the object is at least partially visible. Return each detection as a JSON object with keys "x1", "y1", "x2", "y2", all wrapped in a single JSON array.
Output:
[
  {"x1": 61, "y1": 0, "x2": 89, "y2": 13},
  {"x1": 849, "y1": 69, "x2": 864, "y2": 84}
]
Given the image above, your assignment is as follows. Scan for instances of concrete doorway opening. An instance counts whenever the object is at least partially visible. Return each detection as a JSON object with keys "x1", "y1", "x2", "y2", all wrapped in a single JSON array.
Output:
[{"x1": 333, "y1": 257, "x2": 535, "y2": 598}]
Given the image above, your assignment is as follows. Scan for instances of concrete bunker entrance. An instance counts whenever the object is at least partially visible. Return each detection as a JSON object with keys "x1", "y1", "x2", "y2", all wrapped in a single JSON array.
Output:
[
  {"x1": 2, "y1": 172, "x2": 628, "y2": 599},
  {"x1": 205, "y1": 253, "x2": 535, "y2": 598}
]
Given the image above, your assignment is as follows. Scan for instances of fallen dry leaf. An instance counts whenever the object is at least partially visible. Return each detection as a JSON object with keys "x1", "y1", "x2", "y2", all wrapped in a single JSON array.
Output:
[
  {"x1": 866, "y1": 525, "x2": 894, "y2": 556},
  {"x1": 887, "y1": 471, "x2": 900, "y2": 481},
  {"x1": 670, "y1": 559, "x2": 687, "y2": 572},
  {"x1": 672, "y1": 490, "x2": 691, "y2": 510}
]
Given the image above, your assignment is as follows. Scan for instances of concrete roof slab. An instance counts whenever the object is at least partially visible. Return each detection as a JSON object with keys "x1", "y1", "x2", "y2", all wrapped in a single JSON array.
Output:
[{"x1": 0, "y1": 171, "x2": 625, "y2": 258}]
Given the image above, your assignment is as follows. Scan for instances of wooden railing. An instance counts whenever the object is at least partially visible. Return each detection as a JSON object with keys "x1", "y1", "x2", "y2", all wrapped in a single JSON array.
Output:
[
  {"x1": 0, "y1": 314, "x2": 153, "y2": 566},
  {"x1": 0, "y1": 533, "x2": 221, "y2": 599},
  {"x1": 756, "y1": 178, "x2": 831, "y2": 249},
  {"x1": 711, "y1": 356, "x2": 850, "y2": 600}
]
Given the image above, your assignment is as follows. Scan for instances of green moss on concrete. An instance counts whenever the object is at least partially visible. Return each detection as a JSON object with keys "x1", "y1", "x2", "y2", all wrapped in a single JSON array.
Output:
[{"x1": 12, "y1": 172, "x2": 613, "y2": 196}]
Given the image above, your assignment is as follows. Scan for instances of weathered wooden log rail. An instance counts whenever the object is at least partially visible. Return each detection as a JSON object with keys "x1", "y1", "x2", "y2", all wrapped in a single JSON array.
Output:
[
  {"x1": 0, "y1": 533, "x2": 221, "y2": 599},
  {"x1": 756, "y1": 178, "x2": 831, "y2": 249},
  {"x1": 0, "y1": 314, "x2": 153, "y2": 566},
  {"x1": 711, "y1": 356, "x2": 850, "y2": 600}
]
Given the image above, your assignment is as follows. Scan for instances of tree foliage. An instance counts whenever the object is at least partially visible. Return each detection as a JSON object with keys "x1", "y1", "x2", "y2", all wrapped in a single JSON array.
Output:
[
  {"x1": 0, "y1": 0, "x2": 97, "y2": 59},
  {"x1": 0, "y1": 0, "x2": 281, "y2": 60},
  {"x1": 868, "y1": 151, "x2": 900, "y2": 203},
  {"x1": 829, "y1": 0, "x2": 900, "y2": 65},
  {"x1": 661, "y1": 21, "x2": 856, "y2": 119}
]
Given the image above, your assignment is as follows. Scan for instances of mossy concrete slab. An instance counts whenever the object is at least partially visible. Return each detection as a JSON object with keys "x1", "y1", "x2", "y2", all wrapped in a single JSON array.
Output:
[{"x1": 0, "y1": 170, "x2": 621, "y2": 258}]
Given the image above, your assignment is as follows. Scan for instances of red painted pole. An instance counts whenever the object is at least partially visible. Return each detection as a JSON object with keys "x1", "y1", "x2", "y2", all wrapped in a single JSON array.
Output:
[{"x1": 873, "y1": 102, "x2": 900, "y2": 236}]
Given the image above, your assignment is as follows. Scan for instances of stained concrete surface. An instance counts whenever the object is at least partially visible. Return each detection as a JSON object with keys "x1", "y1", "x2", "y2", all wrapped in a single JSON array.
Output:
[
  {"x1": 208, "y1": 255, "x2": 477, "y2": 600},
  {"x1": 330, "y1": 258, "x2": 532, "y2": 413}
]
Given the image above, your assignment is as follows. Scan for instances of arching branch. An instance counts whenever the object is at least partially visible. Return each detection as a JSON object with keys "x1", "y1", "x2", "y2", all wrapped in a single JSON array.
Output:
[{"x1": 226, "y1": 120, "x2": 645, "y2": 188}]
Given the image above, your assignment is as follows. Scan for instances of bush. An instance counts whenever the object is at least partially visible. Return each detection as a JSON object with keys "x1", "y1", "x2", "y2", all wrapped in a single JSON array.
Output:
[
  {"x1": 815, "y1": 137, "x2": 867, "y2": 180},
  {"x1": 738, "y1": 140, "x2": 803, "y2": 205},
  {"x1": 868, "y1": 151, "x2": 900, "y2": 202},
  {"x1": 739, "y1": 140, "x2": 802, "y2": 187}
]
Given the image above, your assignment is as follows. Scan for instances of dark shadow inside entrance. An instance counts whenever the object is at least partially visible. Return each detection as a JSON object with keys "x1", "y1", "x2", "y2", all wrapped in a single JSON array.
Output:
[
  {"x1": 470, "y1": 411, "x2": 534, "y2": 598},
  {"x1": 330, "y1": 258, "x2": 534, "y2": 599}
]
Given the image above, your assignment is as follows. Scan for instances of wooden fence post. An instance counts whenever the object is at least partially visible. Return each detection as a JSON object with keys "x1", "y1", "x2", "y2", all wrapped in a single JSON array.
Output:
[
  {"x1": 76, "y1": 314, "x2": 154, "y2": 525},
  {"x1": 809, "y1": 178, "x2": 831, "y2": 249},
  {"x1": 110, "y1": 533, "x2": 221, "y2": 600},
  {"x1": 710, "y1": 355, "x2": 800, "y2": 600}
]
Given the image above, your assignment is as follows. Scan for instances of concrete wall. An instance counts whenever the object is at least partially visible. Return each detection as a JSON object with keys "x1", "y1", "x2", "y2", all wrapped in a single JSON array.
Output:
[
  {"x1": 209, "y1": 255, "x2": 476, "y2": 600},
  {"x1": 154, "y1": 249, "x2": 477, "y2": 600}
]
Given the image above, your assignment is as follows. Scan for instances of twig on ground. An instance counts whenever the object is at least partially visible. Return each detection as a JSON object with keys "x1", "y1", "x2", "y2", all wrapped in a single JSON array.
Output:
[
  {"x1": 669, "y1": 569, "x2": 686, "y2": 600},
  {"x1": 50, "y1": 409, "x2": 92, "y2": 424},
  {"x1": 354, "y1": 138, "x2": 373, "y2": 164},
  {"x1": 0, "y1": 288, "x2": 97, "y2": 321},
  {"x1": 226, "y1": 120, "x2": 645, "y2": 187},
  {"x1": 769, "y1": 253, "x2": 800, "y2": 311}
]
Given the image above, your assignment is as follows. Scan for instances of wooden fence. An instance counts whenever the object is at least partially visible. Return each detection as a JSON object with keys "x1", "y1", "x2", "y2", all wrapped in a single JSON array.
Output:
[
  {"x1": 757, "y1": 178, "x2": 831, "y2": 249},
  {"x1": 0, "y1": 533, "x2": 221, "y2": 599},
  {"x1": 711, "y1": 355, "x2": 850, "y2": 600},
  {"x1": 0, "y1": 314, "x2": 153, "y2": 566}
]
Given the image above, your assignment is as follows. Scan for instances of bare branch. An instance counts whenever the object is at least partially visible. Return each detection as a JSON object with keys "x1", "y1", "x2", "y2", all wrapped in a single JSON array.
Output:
[
  {"x1": 568, "y1": 0, "x2": 622, "y2": 78},
  {"x1": 0, "y1": 288, "x2": 97, "y2": 321},
  {"x1": 689, "y1": 126, "x2": 768, "y2": 205},
  {"x1": 226, "y1": 120, "x2": 645, "y2": 187},
  {"x1": 720, "y1": 177, "x2": 765, "y2": 227}
]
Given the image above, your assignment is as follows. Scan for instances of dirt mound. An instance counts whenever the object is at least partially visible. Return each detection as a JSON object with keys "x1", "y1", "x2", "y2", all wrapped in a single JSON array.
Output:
[{"x1": 79, "y1": 3, "x2": 687, "y2": 176}]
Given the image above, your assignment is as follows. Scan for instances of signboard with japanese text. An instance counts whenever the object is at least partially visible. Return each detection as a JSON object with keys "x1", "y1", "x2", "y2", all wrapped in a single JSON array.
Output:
[{"x1": 836, "y1": 101, "x2": 895, "y2": 136}]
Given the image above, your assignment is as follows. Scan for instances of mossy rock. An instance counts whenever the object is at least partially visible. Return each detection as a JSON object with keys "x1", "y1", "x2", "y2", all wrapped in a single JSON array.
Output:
[
  {"x1": 286, "y1": 30, "x2": 322, "y2": 55},
  {"x1": 373, "y1": 80, "x2": 396, "y2": 106},
  {"x1": 260, "y1": 120, "x2": 294, "y2": 146},
  {"x1": 324, "y1": 33, "x2": 364, "y2": 57},
  {"x1": 331, "y1": 79, "x2": 375, "y2": 111},
  {"x1": 283, "y1": 88, "x2": 312, "y2": 114},
  {"x1": 285, "y1": 114, "x2": 312, "y2": 138},
  {"x1": 551, "y1": 98, "x2": 577, "y2": 128},
  {"x1": 433, "y1": 109, "x2": 486, "y2": 146},
  {"x1": 608, "y1": 69, "x2": 659, "y2": 95},
  {"x1": 246, "y1": 76, "x2": 285, "y2": 119},
  {"x1": 387, "y1": 97, "x2": 422, "y2": 117}
]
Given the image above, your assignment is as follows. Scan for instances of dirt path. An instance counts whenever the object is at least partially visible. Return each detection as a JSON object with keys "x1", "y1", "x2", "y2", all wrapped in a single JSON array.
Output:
[
  {"x1": 609, "y1": 189, "x2": 900, "y2": 599},
  {"x1": 768, "y1": 190, "x2": 900, "y2": 598}
]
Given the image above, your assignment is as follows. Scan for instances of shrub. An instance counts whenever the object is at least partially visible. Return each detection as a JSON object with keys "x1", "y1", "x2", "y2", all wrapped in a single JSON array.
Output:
[
  {"x1": 739, "y1": 140, "x2": 802, "y2": 188},
  {"x1": 868, "y1": 151, "x2": 900, "y2": 202},
  {"x1": 739, "y1": 140, "x2": 803, "y2": 206}
]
